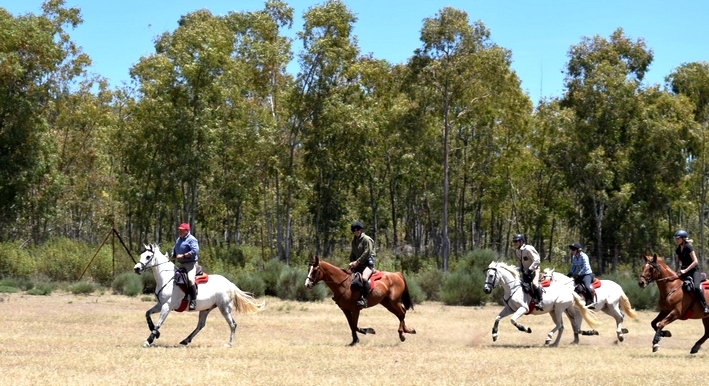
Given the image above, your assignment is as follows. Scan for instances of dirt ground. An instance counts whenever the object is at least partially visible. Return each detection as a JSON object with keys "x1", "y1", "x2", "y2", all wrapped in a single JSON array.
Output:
[{"x1": 0, "y1": 290, "x2": 707, "y2": 385}]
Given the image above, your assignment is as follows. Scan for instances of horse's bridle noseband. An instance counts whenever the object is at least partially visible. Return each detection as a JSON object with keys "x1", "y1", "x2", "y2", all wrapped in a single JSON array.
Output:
[{"x1": 483, "y1": 267, "x2": 499, "y2": 289}]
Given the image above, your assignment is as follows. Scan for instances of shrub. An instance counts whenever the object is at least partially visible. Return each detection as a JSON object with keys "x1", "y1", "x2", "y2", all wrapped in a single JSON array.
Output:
[
  {"x1": 403, "y1": 274, "x2": 425, "y2": 304},
  {"x1": 232, "y1": 272, "x2": 266, "y2": 298},
  {"x1": 0, "y1": 286, "x2": 19, "y2": 293},
  {"x1": 0, "y1": 242, "x2": 36, "y2": 279},
  {"x1": 0, "y1": 277, "x2": 34, "y2": 291},
  {"x1": 140, "y1": 272, "x2": 156, "y2": 294},
  {"x1": 261, "y1": 259, "x2": 286, "y2": 296},
  {"x1": 26, "y1": 282, "x2": 54, "y2": 295},
  {"x1": 440, "y1": 271, "x2": 486, "y2": 306},
  {"x1": 276, "y1": 265, "x2": 327, "y2": 301},
  {"x1": 112, "y1": 272, "x2": 143, "y2": 297},
  {"x1": 415, "y1": 269, "x2": 443, "y2": 301},
  {"x1": 68, "y1": 281, "x2": 96, "y2": 295}
]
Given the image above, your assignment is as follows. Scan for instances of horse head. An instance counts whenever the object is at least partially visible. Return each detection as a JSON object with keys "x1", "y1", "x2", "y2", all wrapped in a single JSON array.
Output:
[
  {"x1": 134, "y1": 243, "x2": 163, "y2": 274},
  {"x1": 638, "y1": 253, "x2": 664, "y2": 288},
  {"x1": 304, "y1": 255, "x2": 322, "y2": 289},
  {"x1": 483, "y1": 262, "x2": 500, "y2": 294},
  {"x1": 541, "y1": 267, "x2": 555, "y2": 281}
]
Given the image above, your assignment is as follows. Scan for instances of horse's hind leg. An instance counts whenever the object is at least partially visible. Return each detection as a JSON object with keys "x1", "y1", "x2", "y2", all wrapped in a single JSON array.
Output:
[
  {"x1": 690, "y1": 318, "x2": 709, "y2": 354},
  {"x1": 218, "y1": 303, "x2": 238, "y2": 347},
  {"x1": 546, "y1": 308, "x2": 565, "y2": 347},
  {"x1": 607, "y1": 303, "x2": 626, "y2": 342},
  {"x1": 180, "y1": 307, "x2": 214, "y2": 346},
  {"x1": 381, "y1": 298, "x2": 415, "y2": 342}
]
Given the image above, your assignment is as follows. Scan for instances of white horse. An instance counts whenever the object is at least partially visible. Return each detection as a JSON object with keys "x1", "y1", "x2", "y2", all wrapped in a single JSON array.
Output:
[
  {"x1": 542, "y1": 268, "x2": 638, "y2": 342},
  {"x1": 133, "y1": 244, "x2": 265, "y2": 347},
  {"x1": 483, "y1": 261, "x2": 601, "y2": 346}
]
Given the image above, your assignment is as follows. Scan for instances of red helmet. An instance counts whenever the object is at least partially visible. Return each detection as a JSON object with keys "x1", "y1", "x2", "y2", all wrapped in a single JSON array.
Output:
[{"x1": 178, "y1": 223, "x2": 190, "y2": 231}]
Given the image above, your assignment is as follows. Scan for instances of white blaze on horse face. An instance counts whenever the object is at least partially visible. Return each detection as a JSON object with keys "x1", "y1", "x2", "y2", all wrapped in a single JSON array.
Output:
[{"x1": 304, "y1": 266, "x2": 313, "y2": 289}]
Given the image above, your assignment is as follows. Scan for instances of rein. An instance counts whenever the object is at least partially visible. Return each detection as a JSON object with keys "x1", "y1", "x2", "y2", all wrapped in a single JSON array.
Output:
[
  {"x1": 484, "y1": 267, "x2": 521, "y2": 305},
  {"x1": 307, "y1": 264, "x2": 351, "y2": 303}
]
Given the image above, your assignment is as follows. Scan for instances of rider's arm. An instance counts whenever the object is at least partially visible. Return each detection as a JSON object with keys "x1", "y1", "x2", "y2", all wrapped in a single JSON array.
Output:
[
  {"x1": 355, "y1": 236, "x2": 374, "y2": 265},
  {"x1": 527, "y1": 246, "x2": 541, "y2": 271}
]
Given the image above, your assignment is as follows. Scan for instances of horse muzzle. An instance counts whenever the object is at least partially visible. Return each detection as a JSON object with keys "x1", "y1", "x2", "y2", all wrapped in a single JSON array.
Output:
[
  {"x1": 134, "y1": 263, "x2": 144, "y2": 274},
  {"x1": 483, "y1": 284, "x2": 493, "y2": 294}
]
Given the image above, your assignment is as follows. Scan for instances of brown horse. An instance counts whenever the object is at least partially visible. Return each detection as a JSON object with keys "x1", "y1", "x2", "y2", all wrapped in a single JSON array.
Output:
[
  {"x1": 304, "y1": 256, "x2": 416, "y2": 346},
  {"x1": 638, "y1": 254, "x2": 709, "y2": 353}
]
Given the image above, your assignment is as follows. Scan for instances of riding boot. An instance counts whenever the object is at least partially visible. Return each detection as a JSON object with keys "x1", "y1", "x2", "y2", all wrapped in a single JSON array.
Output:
[
  {"x1": 534, "y1": 286, "x2": 543, "y2": 311},
  {"x1": 357, "y1": 280, "x2": 369, "y2": 308},
  {"x1": 188, "y1": 284, "x2": 197, "y2": 310},
  {"x1": 585, "y1": 290, "x2": 595, "y2": 309},
  {"x1": 696, "y1": 289, "x2": 709, "y2": 314}
]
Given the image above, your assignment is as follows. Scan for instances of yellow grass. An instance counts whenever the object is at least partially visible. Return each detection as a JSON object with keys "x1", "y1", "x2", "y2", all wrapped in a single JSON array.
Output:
[{"x1": 0, "y1": 291, "x2": 706, "y2": 385}]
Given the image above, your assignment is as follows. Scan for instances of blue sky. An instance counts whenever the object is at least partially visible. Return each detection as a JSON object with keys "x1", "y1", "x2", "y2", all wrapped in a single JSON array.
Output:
[{"x1": 3, "y1": 0, "x2": 707, "y2": 104}]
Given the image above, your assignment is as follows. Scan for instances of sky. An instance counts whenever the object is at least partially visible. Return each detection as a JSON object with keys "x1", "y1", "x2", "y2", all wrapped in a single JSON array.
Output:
[{"x1": 3, "y1": 0, "x2": 708, "y2": 104}]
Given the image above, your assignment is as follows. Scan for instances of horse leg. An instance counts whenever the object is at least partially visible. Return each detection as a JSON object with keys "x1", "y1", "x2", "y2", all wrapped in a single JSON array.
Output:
[
  {"x1": 144, "y1": 303, "x2": 171, "y2": 348},
  {"x1": 546, "y1": 307, "x2": 565, "y2": 347},
  {"x1": 607, "y1": 302, "x2": 626, "y2": 342},
  {"x1": 217, "y1": 302, "x2": 238, "y2": 348},
  {"x1": 180, "y1": 307, "x2": 215, "y2": 346},
  {"x1": 509, "y1": 308, "x2": 532, "y2": 334},
  {"x1": 341, "y1": 309, "x2": 360, "y2": 346},
  {"x1": 491, "y1": 308, "x2": 514, "y2": 342},
  {"x1": 144, "y1": 302, "x2": 162, "y2": 333},
  {"x1": 690, "y1": 317, "x2": 709, "y2": 354},
  {"x1": 650, "y1": 310, "x2": 676, "y2": 352},
  {"x1": 381, "y1": 298, "x2": 415, "y2": 342}
]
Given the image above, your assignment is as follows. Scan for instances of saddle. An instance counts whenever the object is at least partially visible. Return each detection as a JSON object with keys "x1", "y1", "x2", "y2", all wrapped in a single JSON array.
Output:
[
  {"x1": 174, "y1": 266, "x2": 208, "y2": 313},
  {"x1": 350, "y1": 271, "x2": 384, "y2": 295}
]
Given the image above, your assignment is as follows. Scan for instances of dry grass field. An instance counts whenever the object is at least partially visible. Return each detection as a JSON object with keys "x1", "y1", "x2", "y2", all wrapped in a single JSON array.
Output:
[{"x1": 1, "y1": 290, "x2": 707, "y2": 386}]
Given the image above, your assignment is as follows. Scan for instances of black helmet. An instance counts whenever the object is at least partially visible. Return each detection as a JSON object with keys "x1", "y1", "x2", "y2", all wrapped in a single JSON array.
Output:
[
  {"x1": 512, "y1": 234, "x2": 525, "y2": 242},
  {"x1": 674, "y1": 230, "x2": 688, "y2": 239},
  {"x1": 350, "y1": 221, "x2": 364, "y2": 232},
  {"x1": 568, "y1": 242, "x2": 582, "y2": 250}
]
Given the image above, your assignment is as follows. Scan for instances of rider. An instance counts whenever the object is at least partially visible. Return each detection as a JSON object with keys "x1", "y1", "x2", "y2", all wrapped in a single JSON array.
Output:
[
  {"x1": 172, "y1": 222, "x2": 200, "y2": 310},
  {"x1": 673, "y1": 230, "x2": 709, "y2": 315},
  {"x1": 348, "y1": 221, "x2": 376, "y2": 308},
  {"x1": 513, "y1": 234, "x2": 543, "y2": 309},
  {"x1": 567, "y1": 242, "x2": 594, "y2": 308}
]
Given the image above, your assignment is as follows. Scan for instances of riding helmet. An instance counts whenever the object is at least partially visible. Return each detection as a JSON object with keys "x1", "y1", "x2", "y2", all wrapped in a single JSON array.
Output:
[
  {"x1": 674, "y1": 229, "x2": 688, "y2": 239},
  {"x1": 512, "y1": 234, "x2": 525, "y2": 243},
  {"x1": 350, "y1": 221, "x2": 364, "y2": 232},
  {"x1": 568, "y1": 242, "x2": 582, "y2": 250}
]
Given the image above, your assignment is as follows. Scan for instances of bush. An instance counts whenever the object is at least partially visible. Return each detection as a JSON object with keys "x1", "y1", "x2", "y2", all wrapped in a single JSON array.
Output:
[
  {"x1": 68, "y1": 281, "x2": 96, "y2": 295},
  {"x1": 0, "y1": 277, "x2": 34, "y2": 291},
  {"x1": 26, "y1": 282, "x2": 54, "y2": 295},
  {"x1": 0, "y1": 242, "x2": 36, "y2": 279},
  {"x1": 261, "y1": 259, "x2": 286, "y2": 296},
  {"x1": 440, "y1": 271, "x2": 486, "y2": 306},
  {"x1": 415, "y1": 269, "x2": 444, "y2": 301},
  {"x1": 0, "y1": 286, "x2": 19, "y2": 293},
  {"x1": 140, "y1": 272, "x2": 157, "y2": 294},
  {"x1": 112, "y1": 272, "x2": 143, "y2": 296},
  {"x1": 232, "y1": 272, "x2": 266, "y2": 298},
  {"x1": 35, "y1": 238, "x2": 115, "y2": 286},
  {"x1": 403, "y1": 274, "x2": 425, "y2": 304},
  {"x1": 276, "y1": 265, "x2": 327, "y2": 301}
]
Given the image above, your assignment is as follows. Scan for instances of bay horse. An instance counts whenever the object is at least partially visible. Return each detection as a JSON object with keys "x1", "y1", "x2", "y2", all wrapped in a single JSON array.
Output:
[
  {"x1": 483, "y1": 261, "x2": 601, "y2": 346},
  {"x1": 304, "y1": 256, "x2": 416, "y2": 346},
  {"x1": 134, "y1": 244, "x2": 265, "y2": 347},
  {"x1": 542, "y1": 268, "x2": 638, "y2": 342},
  {"x1": 638, "y1": 254, "x2": 709, "y2": 353}
]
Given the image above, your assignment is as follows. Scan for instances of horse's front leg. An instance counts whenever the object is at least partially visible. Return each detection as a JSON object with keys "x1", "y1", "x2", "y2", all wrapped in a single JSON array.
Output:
[
  {"x1": 143, "y1": 302, "x2": 171, "y2": 348},
  {"x1": 509, "y1": 307, "x2": 533, "y2": 335},
  {"x1": 491, "y1": 307, "x2": 514, "y2": 342},
  {"x1": 145, "y1": 302, "x2": 162, "y2": 333},
  {"x1": 341, "y1": 309, "x2": 360, "y2": 346},
  {"x1": 650, "y1": 310, "x2": 675, "y2": 352}
]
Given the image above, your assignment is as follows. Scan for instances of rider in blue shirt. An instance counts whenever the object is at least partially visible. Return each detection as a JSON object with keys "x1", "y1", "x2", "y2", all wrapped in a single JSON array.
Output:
[
  {"x1": 172, "y1": 222, "x2": 199, "y2": 310},
  {"x1": 567, "y1": 242, "x2": 594, "y2": 307}
]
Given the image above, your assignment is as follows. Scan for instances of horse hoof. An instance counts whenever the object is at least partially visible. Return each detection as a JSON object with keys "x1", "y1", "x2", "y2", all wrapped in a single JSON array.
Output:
[
  {"x1": 526, "y1": 327, "x2": 532, "y2": 334},
  {"x1": 409, "y1": 329, "x2": 417, "y2": 334},
  {"x1": 652, "y1": 344, "x2": 659, "y2": 352},
  {"x1": 492, "y1": 335, "x2": 498, "y2": 342},
  {"x1": 142, "y1": 341, "x2": 151, "y2": 348},
  {"x1": 399, "y1": 335, "x2": 406, "y2": 342},
  {"x1": 618, "y1": 335, "x2": 624, "y2": 342},
  {"x1": 224, "y1": 343, "x2": 233, "y2": 348},
  {"x1": 690, "y1": 346, "x2": 701, "y2": 354},
  {"x1": 179, "y1": 340, "x2": 189, "y2": 346},
  {"x1": 663, "y1": 331, "x2": 672, "y2": 338},
  {"x1": 544, "y1": 340, "x2": 551, "y2": 346},
  {"x1": 621, "y1": 328, "x2": 629, "y2": 334}
]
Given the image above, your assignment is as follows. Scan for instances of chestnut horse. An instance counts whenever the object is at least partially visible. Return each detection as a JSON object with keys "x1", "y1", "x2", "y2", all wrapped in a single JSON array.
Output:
[
  {"x1": 304, "y1": 256, "x2": 416, "y2": 346},
  {"x1": 638, "y1": 254, "x2": 709, "y2": 353}
]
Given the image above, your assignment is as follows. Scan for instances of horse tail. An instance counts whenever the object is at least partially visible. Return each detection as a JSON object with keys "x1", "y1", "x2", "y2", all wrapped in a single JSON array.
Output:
[
  {"x1": 619, "y1": 293, "x2": 638, "y2": 319},
  {"x1": 229, "y1": 283, "x2": 266, "y2": 315},
  {"x1": 572, "y1": 292, "x2": 601, "y2": 329},
  {"x1": 399, "y1": 272, "x2": 414, "y2": 311}
]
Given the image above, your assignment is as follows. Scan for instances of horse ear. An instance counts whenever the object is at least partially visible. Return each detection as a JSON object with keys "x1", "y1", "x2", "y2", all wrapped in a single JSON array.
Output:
[{"x1": 652, "y1": 253, "x2": 658, "y2": 262}]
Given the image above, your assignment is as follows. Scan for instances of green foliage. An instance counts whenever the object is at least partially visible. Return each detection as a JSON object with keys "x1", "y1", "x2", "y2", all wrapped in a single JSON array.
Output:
[
  {"x1": 68, "y1": 281, "x2": 96, "y2": 295},
  {"x1": 140, "y1": 272, "x2": 157, "y2": 294},
  {"x1": 0, "y1": 277, "x2": 34, "y2": 291},
  {"x1": 440, "y1": 272, "x2": 486, "y2": 306},
  {"x1": 403, "y1": 274, "x2": 426, "y2": 304},
  {"x1": 34, "y1": 238, "x2": 114, "y2": 285},
  {"x1": 0, "y1": 243, "x2": 37, "y2": 279},
  {"x1": 26, "y1": 282, "x2": 54, "y2": 295},
  {"x1": 112, "y1": 272, "x2": 143, "y2": 297},
  {"x1": 276, "y1": 265, "x2": 327, "y2": 301},
  {"x1": 414, "y1": 269, "x2": 444, "y2": 301},
  {"x1": 0, "y1": 286, "x2": 19, "y2": 293},
  {"x1": 261, "y1": 259, "x2": 286, "y2": 296}
]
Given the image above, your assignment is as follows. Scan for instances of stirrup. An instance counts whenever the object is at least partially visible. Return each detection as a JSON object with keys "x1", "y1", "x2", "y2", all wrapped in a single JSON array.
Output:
[
  {"x1": 356, "y1": 297, "x2": 367, "y2": 308},
  {"x1": 189, "y1": 299, "x2": 196, "y2": 310}
]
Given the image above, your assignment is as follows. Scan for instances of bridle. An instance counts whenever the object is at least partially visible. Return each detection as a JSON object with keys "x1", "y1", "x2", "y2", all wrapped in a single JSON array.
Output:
[
  {"x1": 640, "y1": 260, "x2": 677, "y2": 285},
  {"x1": 305, "y1": 262, "x2": 351, "y2": 303},
  {"x1": 483, "y1": 267, "x2": 500, "y2": 290}
]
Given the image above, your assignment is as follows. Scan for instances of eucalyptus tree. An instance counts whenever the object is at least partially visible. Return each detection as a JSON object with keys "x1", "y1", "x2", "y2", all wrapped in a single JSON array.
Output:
[
  {"x1": 560, "y1": 29, "x2": 693, "y2": 272},
  {"x1": 410, "y1": 7, "x2": 531, "y2": 270},
  {"x1": 667, "y1": 62, "x2": 709, "y2": 266},
  {"x1": 290, "y1": 0, "x2": 362, "y2": 256},
  {"x1": 122, "y1": 10, "x2": 242, "y2": 243},
  {"x1": 0, "y1": 1, "x2": 91, "y2": 242}
]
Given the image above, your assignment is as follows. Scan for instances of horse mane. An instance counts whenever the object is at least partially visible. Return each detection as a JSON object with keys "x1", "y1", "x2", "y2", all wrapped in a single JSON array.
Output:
[
  {"x1": 495, "y1": 261, "x2": 519, "y2": 278},
  {"x1": 311, "y1": 256, "x2": 349, "y2": 274}
]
